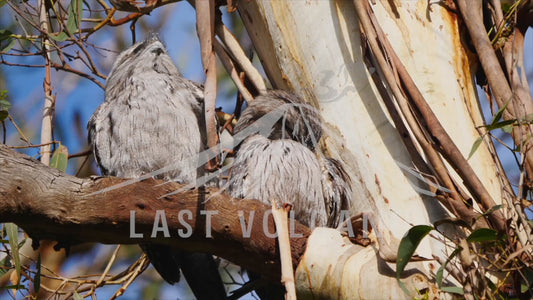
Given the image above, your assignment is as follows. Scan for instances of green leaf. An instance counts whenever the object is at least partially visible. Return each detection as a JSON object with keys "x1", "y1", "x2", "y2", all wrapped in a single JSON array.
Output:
[
  {"x1": 440, "y1": 286, "x2": 464, "y2": 295},
  {"x1": 0, "y1": 30, "x2": 15, "y2": 52},
  {"x1": 396, "y1": 225, "x2": 433, "y2": 295},
  {"x1": 485, "y1": 119, "x2": 516, "y2": 131},
  {"x1": 0, "y1": 256, "x2": 12, "y2": 277},
  {"x1": 5, "y1": 223, "x2": 20, "y2": 283},
  {"x1": 0, "y1": 0, "x2": 6, "y2": 8},
  {"x1": 49, "y1": 32, "x2": 69, "y2": 42},
  {"x1": 0, "y1": 29, "x2": 12, "y2": 41},
  {"x1": 520, "y1": 265, "x2": 533, "y2": 293},
  {"x1": 34, "y1": 254, "x2": 41, "y2": 293},
  {"x1": 0, "y1": 98, "x2": 11, "y2": 122},
  {"x1": 49, "y1": 0, "x2": 83, "y2": 41},
  {"x1": 491, "y1": 99, "x2": 511, "y2": 125},
  {"x1": 66, "y1": 0, "x2": 83, "y2": 35},
  {"x1": 436, "y1": 248, "x2": 461, "y2": 288},
  {"x1": 73, "y1": 292, "x2": 84, "y2": 300},
  {"x1": 0, "y1": 99, "x2": 10, "y2": 110},
  {"x1": 1, "y1": 38, "x2": 15, "y2": 52},
  {"x1": 467, "y1": 228, "x2": 499, "y2": 242},
  {"x1": 1, "y1": 284, "x2": 26, "y2": 290},
  {"x1": 502, "y1": 123, "x2": 513, "y2": 133},
  {"x1": 433, "y1": 218, "x2": 471, "y2": 229},
  {"x1": 467, "y1": 136, "x2": 483, "y2": 160},
  {"x1": 482, "y1": 204, "x2": 503, "y2": 216},
  {"x1": 50, "y1": 145, "x2": 69, "y2": 172}
]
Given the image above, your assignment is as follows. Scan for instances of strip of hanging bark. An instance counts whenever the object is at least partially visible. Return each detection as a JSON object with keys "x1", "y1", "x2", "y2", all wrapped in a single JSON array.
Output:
[
  {"x1": 189, "y1": 0, "x2": 266, "y2": 97},
  {"x1": 38, "y1": 0, "x2": 54, "y2": 166},
  {"x1": 196, "y1": 0, "x2": 219, "y2": 170},
  {"x1": 457, "y1": 0, "x2": 533, "y2": 185},
  {"x1": 0, "y1": 145, "x2": 310, "y2": 280},
  {"x1": 213, "y1": 39, "x2": 254, "y2": 102},
  {"x1": 354, "y1": 0, "x2": 489, "y2": 229},
  {"x1": 271, "y1": 201, "x2": 296, "y2": 300},
  {"x1": 214, "y1": 21, "x2": 267, "y2": 94},
  {"x1": 374, "y1": 11, "x2": 506, "y2": 232}
]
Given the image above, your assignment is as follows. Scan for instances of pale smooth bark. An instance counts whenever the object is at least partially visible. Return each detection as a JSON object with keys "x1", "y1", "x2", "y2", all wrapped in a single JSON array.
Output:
[{"x1": 237, "y1": 0, "x2": 506, "y2": 297}]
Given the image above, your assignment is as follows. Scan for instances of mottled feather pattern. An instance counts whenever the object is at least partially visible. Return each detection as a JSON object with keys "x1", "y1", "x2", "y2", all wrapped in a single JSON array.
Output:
[
  {"x1": 228, "y1": 90, "x2": 352, "y2": 228},
  {"x1": 87, "y1": 35, "x2": 227, "y2": 299},
  {"x1": 229, "y1": 135, "x2": 327, "y2": 227},
  {"x1": 88, "y1": 35, "x2": 202, "y2": 183},
  {"x1": 234, "y1": 90, "x2": 323, "y2": 150}
]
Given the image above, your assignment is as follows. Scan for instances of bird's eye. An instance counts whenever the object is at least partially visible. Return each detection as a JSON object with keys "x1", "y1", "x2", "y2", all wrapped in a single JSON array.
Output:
[
  {"x1": 151, "y1": 48, "x2": 164, "y2": 56},
  {"x1": 132, "y1": 42, "x2": 146, "y2": 54}
]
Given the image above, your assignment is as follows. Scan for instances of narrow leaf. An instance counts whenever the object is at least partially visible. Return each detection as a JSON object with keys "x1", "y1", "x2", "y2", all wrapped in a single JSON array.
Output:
[
  {"x1": 66, "y1": 0, "x2": 83, "y2": 34},
  {"x1": 49, "y1": 32, "x2": 69, "y2": 42},
  {"x1": 73, "y1": 292, "x2": 84, "y2": 300},
  {"x1": 467, "y1": 228, "x2": 499, "y2": 242},
  {"x1": 5, "y1": 223, "x2": 20, "y2": 283},
  {"x1": 433, "y1": 218, "x2": 470, "y2": 229},
  {"x1": 396, "y1": 225, "x2": 433, "y2": 295},
  {"x1": 1, "y1": 284, "x2": 26, "y2": 290},
  {"x1": 0, "y1": 30, "x2": 15, "y2": 52},
  {"x1": 481, "y1": 204, "x2": 503, "y2": 216},
  {"x1": 0, "y1": 29, "x2": 12, "y2": 41},
  {"x1": 467, "y1": 136, "x2": 483, "y2": 160},
  {"x1": 440, "y1": 286, "x2": 464, "y2": 295},
  {"x1": 485, "y1": 119, "x2": 516, "y2": 131},
  {"x1": 491, "y1": 99, "x2": 511, "y2": 125},
  {"x1": 1, "y1": 39, "x2": 15, "y2": 52},
  {"x1": 50, "y1": 145, "x2": 69, "y2": 172},
  {"x1": 0, "y1": 99, "x2": 10, "y2": 121},
  {"x1": 0, "y1": 256, "x2": 11, "y2": 277},
  {"x1": 436, "y1": 248, "x2": 461, "y2": 287},
  {"x1": 0, "y1": 99, "x2": 11, "y2": 110},
  {"x1": 502, "y1": 124, "x2": 513, "y2": 133}
]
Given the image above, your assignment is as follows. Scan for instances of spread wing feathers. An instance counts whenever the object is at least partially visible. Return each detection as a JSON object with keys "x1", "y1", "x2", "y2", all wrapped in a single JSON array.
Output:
[
  {"x1": 227, "y1": 135, "x2": 328, "y2": 227},
  {"x1": 319, "y1": 156, "x2": 352, "y2": 228}
]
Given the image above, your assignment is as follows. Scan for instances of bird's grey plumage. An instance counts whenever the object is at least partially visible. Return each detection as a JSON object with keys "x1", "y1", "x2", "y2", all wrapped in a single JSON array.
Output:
[
  {"x1": 227, "y1": 90, "x2": 351, "y2": 228},
  {"x1": 227, "y1": 90, "x2": 351, "y2": 299},
  {"x1": 87, "y1": 34, "x2": 226, "y2": 299},
  {"x1": 88, "y1": 34, "x2": 203, "y2": 182}
]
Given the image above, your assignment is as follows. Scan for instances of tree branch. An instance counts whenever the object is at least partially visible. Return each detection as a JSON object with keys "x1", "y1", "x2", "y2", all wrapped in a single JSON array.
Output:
[{"x1": 0, "y1": 144, "x2": 311, "y2": 280}]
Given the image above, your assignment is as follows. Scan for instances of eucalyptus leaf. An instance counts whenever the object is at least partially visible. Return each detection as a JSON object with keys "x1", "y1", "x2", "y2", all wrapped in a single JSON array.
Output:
[
  {"x1": 467, "y1": 136, "x2": 483, "y2": 160},
  {"x1": 467, "y1": 228, "x2": 499, "y2": 243},
  {"x1": 5, "y1": 223, "x2": 20, "y2": 283},
  {"x1": 50, "y1": 144, "x2": 69, "y2": 172},
  {"x1": 440, "y1": 286, "x2": 464, "y2": 295},
  {"x1": 396, "y1": 225, "x2": 433, "y2": 295}
]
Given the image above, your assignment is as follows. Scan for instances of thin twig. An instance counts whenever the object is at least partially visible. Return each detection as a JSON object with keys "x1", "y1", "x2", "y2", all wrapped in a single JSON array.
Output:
[{"x1": 213, "y1": 39, "x2": 254, "y2": 102}]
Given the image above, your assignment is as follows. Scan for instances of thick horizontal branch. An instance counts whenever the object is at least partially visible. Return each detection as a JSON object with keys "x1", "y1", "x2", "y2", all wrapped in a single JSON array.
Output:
[{"x1": 0, "y1": 145, "x2": 311, "y2": 280}]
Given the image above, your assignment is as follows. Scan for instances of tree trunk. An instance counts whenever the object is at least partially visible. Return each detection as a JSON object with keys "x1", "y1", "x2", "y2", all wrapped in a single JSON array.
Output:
[{"x1": 237, "y1": 0, "x2": 507, "y2": 298}]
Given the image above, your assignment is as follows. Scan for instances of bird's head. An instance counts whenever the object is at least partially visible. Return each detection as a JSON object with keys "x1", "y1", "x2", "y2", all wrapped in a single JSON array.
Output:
[
  {"x1": 105, "y1": 33, "x2": 180, "y2": 95},
  {"x1": 235, "y1": 90, "x2": 323, "y2": 150}
]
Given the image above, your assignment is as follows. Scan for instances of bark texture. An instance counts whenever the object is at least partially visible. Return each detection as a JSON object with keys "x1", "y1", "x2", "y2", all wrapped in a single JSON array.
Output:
[{"x1": 0, "y1": 144, "x2": 309, "y2": 280}]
